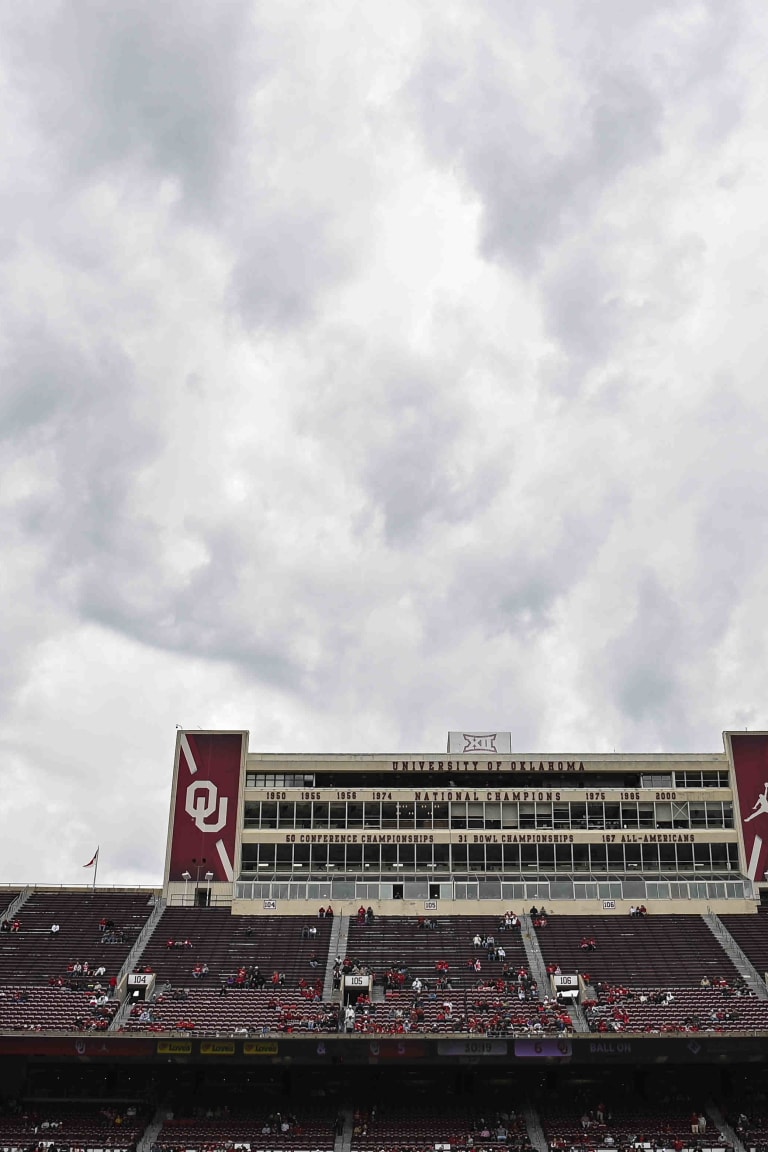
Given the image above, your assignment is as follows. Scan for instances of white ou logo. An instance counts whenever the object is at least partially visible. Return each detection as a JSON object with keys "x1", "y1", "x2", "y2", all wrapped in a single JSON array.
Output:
[{"x1": 185, "y1": 780, "x2": 228, "y2": 832}]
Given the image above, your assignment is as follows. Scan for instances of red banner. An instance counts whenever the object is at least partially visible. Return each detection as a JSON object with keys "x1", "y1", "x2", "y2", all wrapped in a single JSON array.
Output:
[
  {"x1": 729, "y1": 733, "x2": 768, "y2": 882},
  {"x1": 167, "y1": 732, "x2": 245, "y2": 883}
]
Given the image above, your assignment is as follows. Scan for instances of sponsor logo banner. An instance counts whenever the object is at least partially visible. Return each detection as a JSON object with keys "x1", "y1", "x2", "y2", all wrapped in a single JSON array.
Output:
[
  {"x1": 157, "y1": 1040, "x2": 192, "y2": 1054},
  {"x1": 200, "y1": 1041, "x2": 235, "y2": 1055},
  {"x1": 729, "y1": 733, "x2": 768, "y2": 881},
  {"x1": 168, "y1": 732, "x2": 244, "y2": 882},
  {"x1": 244, "y1": 1040, "x2": 279, "y2": 1055}
]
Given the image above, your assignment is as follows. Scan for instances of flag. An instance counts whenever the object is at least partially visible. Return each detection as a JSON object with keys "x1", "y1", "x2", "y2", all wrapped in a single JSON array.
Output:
[{"x1": 83, "y1": 849, "x2": 99, "y2": 868}]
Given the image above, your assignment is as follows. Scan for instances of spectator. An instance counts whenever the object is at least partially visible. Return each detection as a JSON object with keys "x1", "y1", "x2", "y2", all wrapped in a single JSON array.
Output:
[{"x1": 50, "y1": 923, "x2": 60, "y2": 935}]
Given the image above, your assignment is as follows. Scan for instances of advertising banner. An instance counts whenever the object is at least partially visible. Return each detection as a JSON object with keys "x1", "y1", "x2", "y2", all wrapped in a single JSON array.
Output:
[
  {"x1": 166, "y1": 731, "x2": 245, "y2": 883},
  {"x1": 727, "y1": 732, "x2": 768, "y2": 881}
]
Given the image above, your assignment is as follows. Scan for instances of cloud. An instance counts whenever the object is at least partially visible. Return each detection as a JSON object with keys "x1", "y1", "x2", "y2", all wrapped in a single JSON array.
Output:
[
  {"x1": 1, "y1": 0, "x2": 768, "y2": 885},
  {"x1": 0, "y1": 0, "x2": 255, "y2": 210}
]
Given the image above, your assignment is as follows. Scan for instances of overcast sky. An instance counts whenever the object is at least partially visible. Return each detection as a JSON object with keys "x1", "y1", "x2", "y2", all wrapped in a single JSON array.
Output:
[{"x1": 2, "y1": 0, "x2": 768, "y2": 887}]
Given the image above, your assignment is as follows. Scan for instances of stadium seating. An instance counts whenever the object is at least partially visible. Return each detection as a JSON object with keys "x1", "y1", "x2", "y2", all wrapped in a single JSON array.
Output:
[
  {"x1": 0, "y1": 984, "x2": 117, "y2": 1031},
  {"x1": 137, "y1": 908, "x2": 334, "y2": 987},
  {"x1": 345, "y1": 915, "x2": 530, "y2": 990},
  {"x1": 0, "y1": 891, "x2": 156, "y2": 988},
  {"x1": 154, "y1": 1106, "x2": 336, "y2": 1150},
  {"x1": 720, "y1": 908, "x2": 768, "y2": 980},
  {"x1": 584, "y1": 985, "x2": 768, "y2": 1033},
  {"x1": 533, "y1": 914, "x2": 740, "y2": 986},
  {"x1": 349, "y1": 1105, "x2": 531, "y2": 1150},
  {"x1": 540, "y1": 1101, "x2": 731, "y2": 1151},
  {"x1": 368, "y1": 989, "x2": 571, "y2": 1034},
  {"x1": 120, "y1": 987, "x2": 339, "y2": 1035},
  {"x1": 0, "y1": 1103, "x2": 148, "y2": 1149}
]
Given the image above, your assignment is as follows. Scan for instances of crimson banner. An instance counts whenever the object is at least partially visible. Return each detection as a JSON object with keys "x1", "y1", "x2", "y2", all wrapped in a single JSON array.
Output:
[
  {"x1": 167, "y1": 731, "x2": 245, "y2": 883},
  {"x1": 729, "y1": 733, "x2": 768, "y2": 882}
]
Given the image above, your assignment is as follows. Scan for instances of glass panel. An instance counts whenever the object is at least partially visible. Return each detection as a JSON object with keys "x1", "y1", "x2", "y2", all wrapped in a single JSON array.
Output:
[
  {"x1": 415, "y1": 802, "x2": 432, "y2": 829},
  {"x1": 363, "y1": 802, "x2": 381, "y2": 828},
  {"x1": 329, "y1": 803, "x2": 346, "y2": 828},
  {"x1": 485, "y1": 803, "x2": 501, "y2": 829},
  {"x1": 519, "y1": 804, "x2": 536, "y2": 829},
  {"x1": 382, "y1": 802, "x2": 398, "y2": 828},
  {"x1": 467, "y1": 803, "x2": 484, "y2": 828},
  {"x1": 536, "y1": 803, "x2": 553, "y2": 828},
  {"x1": 398, "y1": 802, "x2": 415, "y2": 828},
  {"x1": 295, "y1": 803, "x2": 312, "y2": 828},
  {"x1": 260, "y1": 802, "x2": 278, "y2": 829},
  {"x1": 433, "y1": 803, "x2": 449, "y2": 828},
  {"x1": 277, "y1": 803, "x2": 294, "y2": 828},
  {"x1": 501, "y1": 803, "x2": 518, "y2": 828},
  {"x1": 451, "y1": 803, "x2": 467, "y2": 829}
]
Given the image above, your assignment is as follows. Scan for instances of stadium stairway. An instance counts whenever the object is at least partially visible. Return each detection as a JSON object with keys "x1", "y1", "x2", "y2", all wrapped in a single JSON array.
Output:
[
  {"x1": 115, "y1": 896, "x2": 166, "y2": 984},
  {"x1": 108, "y1": 897, "x2": 167, "y2": 1032},
  {"x1": 137, "y1": 1108, "x2": 165, "y2": 1152},
  {"x1": 2, "y1": 887, "x2": 32, "y2": 921},
  {"x1": 521, "y1": 915, "x2": 590, "y2": 1031},
  {"x1": 323, "y1": 914, "x2": 348, "y2": 1000},
  {"x1": 338, "y1": 1109, "x2": 353, "y2": 1152},
  {"x1": 522, "y1": 1104, "x2": 549, "y2": 1152},
  {"x1": 707, "y1": 1104, "x2": 747, "y2": 1152},
  {"x1": 705, "y1": 913, "x2": 768, "y2": 1000},
  {"x1": 520, "y1": 915, "x2": 550, "y2": 990}
]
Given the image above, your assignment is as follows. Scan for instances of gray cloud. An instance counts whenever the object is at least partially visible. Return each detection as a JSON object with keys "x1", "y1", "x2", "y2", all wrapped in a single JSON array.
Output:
[
  {"x1": 1, "y1": 0, "x2": 255, "y2": 210},
  {"x1": 0, "y1": 0, "x2": 768, "y2": 882}
]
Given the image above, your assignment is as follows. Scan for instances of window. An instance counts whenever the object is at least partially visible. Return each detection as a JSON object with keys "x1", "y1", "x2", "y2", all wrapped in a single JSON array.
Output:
[
  {"x1": 347, "y1": 804, "x2": 364, "y2": 827},
  {"x1": 278, "y1": 802, "x2": 294, "y2": 828},
  {"x1": 467, "y1": 803, "x2": 484, "y2": 828},
  {"x1": 485, "y1": 803, "x2": 501, "y2": 829},
  {"x1": 243, "y1": 802, "x2": 260, "y2": 829},
  {"x1": 260, "y1": 803, "x2": 277, "y2": 829},
  {"x1": 313, "y1": 803, "x2": 330, "y2": 828},
  {"x1": 433, "y1": 802, "x2": 449, "y2": 828},
  {"x1": 450, "y1": 803, "x2": 467, "y2": 829},
  {"x1": 295, "y1": 803, "x2": 312, "y2": 829},
  {"x1": 501, "y1": 803, "x2": 518, "y2": 828},
  {"x1": 246, "y1": 772, "x2": 314, "y2": 788},
  {"x1": 519, "y1": 804, "x2": 536, "y2": 829},
  {"x1": 398, "y1": 802, "x2": 415, "y2": 828},
  {"x1": 536, "y1": 803, "x2": 553, "y2": 828},
  {"x1": 364, "y1": 802, "x2": 381, "y2": 828}
]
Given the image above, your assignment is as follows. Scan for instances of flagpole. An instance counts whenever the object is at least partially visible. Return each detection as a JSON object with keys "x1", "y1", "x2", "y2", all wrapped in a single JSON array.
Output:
[{"x1": 93, "y1": 849, "x2": 99, "y2": 893}]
